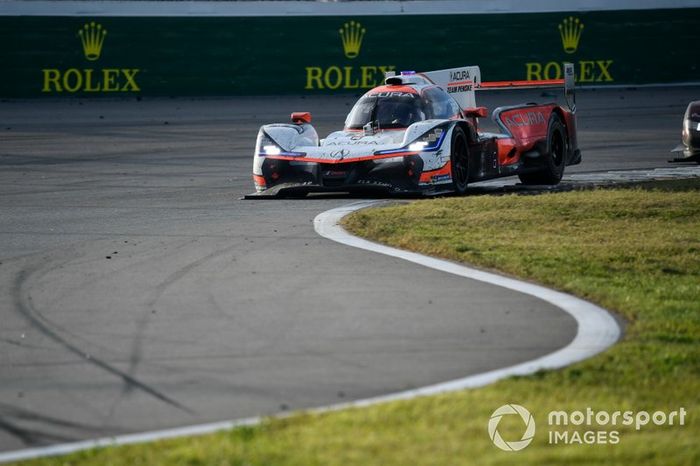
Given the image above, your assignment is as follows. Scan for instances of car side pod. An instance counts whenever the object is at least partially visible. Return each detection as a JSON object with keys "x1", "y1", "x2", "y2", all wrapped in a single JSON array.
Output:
[{"x1": 669, "y1": 101, "x2": 700, "y2": 164}]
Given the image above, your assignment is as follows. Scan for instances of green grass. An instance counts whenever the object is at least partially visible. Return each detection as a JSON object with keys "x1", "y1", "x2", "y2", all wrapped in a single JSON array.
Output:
[{"x1": 15, "y1": 179, "x2": 700, "y2": 466}]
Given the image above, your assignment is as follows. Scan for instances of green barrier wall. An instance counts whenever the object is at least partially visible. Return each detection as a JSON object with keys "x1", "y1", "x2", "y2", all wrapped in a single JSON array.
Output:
[{"x1": 1, "y1": 9, "x2": 699, "y2": 97}]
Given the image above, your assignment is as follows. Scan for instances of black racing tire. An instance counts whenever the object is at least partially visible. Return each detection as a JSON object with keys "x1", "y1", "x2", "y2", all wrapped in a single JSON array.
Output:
[
  {"x1": 518, "y1": 113, "x2": 567, "y2": 185},
  {"x1": 450, "y1": 126, "x2": 470, "y2": 195}
]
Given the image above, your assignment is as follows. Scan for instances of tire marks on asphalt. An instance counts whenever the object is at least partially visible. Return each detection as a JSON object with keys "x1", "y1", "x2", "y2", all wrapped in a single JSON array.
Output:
[{"x1": 11, "y1": 264, "x2": 194, "y2": 416}]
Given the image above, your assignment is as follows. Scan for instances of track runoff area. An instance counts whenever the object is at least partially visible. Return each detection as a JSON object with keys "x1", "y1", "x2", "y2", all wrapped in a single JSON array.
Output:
[{"x1": 0, "y1": 86, "x2": 698, "y2": 461}]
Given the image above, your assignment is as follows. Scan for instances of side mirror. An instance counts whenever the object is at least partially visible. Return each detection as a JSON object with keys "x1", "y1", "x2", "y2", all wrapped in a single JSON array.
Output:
[
  {"x1": 291, "y1": 112, "x2": 312, "y2": 124},
  {"x1": 463, "y1": 107, "x2": 488, "y2": 119}
]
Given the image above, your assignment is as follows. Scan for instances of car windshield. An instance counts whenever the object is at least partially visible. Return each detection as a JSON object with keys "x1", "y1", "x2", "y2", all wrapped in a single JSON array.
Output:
[{"x1": 345, "y1": 92, "x2": 426, "y2": 130}]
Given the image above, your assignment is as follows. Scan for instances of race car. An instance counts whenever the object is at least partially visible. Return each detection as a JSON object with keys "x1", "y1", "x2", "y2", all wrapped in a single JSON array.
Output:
[
  {"x1": 670, "y1": 101, "x2": 700, "y2": 163},
  {"x1": 250, "y1": 64, "x2": 581, "y2": 197}
]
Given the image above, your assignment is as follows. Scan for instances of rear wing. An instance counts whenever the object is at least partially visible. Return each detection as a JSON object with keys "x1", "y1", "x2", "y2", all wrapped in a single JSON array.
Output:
[
  {"x1": 386, "y1": 63, "x2": 575, "y2": 113},
  {"x1": 476, "y1": 63, "x2": 576, "y2": 112},
  {"x1": 385, "y1": 66, "x2": 481, "y2": 109}
]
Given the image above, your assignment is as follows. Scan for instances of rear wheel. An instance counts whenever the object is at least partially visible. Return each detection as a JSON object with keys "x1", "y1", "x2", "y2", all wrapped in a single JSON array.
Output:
[
  {"x1": 450, "y1": 127, "x2": 469, "y2": 195},
  {"x1": 518, "y1": 113, "x2": 567, "y2": 185}
]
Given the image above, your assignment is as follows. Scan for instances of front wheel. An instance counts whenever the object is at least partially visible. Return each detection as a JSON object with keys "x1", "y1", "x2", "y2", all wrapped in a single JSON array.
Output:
[
  {"x1": 518, "y1": 113, "x2": 567, "y2": 185},
  {"x1": 450, "y1": 126, "x2": 470, "y2": 195}
]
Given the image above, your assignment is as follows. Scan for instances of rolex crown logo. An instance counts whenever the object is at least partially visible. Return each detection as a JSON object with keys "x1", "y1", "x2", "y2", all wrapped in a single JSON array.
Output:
[
  {"x1": 339, "y1": 21, "x2": 366, "y2": 59},
  {"x1": 78, "y1": 22, "x2": 107, "y2": 61},
  {"x1": 558, "y1": 17, "x2": 583, "y2": 54}
]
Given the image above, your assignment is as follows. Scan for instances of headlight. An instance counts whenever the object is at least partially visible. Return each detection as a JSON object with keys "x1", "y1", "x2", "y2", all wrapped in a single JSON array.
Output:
[
  {"x1": 263, "y1": 145, "x2": 281, "y2": 155},
  {"x1": 258, "y1": 133, "x2": 279, "y2": 155},
  {"x1": 408, "y1": 126, "x2": 446, "y2": 152},
  {"x1": 374, "y1": 125, "x2": 447, "y2": 156},
  {"x1": 257, "y1": 132, "x2": 306, "y2": 157},
  {"x1": 408, "y1": 141, "x2": 429, "y2": 152}
]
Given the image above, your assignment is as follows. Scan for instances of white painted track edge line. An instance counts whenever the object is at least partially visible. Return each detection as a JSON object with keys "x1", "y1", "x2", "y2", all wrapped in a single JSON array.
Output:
[
  {"x1": 0, "y1": 417, "x2": 263, "y2": 464},
  {"x1": 0, "y1": 200, "x2": 621, "y2": 464}
]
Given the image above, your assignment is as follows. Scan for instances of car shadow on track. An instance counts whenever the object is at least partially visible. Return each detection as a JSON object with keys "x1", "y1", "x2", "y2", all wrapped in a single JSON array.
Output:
[{"x1": 242, "y1": 182, "x2": 588, "y2": 200}]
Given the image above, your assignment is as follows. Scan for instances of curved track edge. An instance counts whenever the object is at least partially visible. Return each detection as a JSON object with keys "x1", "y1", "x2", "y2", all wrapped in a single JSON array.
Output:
[
  {"x1": 314, "y1": 200, "x2": 621, "y2": 394},
  {"x1": 0, "y1": 200, "x2": 621, "y2": 464}
]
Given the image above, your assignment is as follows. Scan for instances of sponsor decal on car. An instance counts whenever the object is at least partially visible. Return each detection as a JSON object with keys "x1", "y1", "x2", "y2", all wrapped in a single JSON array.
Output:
[
  {"x1": 372, "y1": 91, "x2": 416, "y2": 98},
  {"x1": 328, "y1": 149, "x2": 350, "y2": 160},
  {"x1": 447, "y1": 84, "x2": 473, "y2": 94},
  {"x1": 324, "y1": 139, "x2": 380, "y2": 145},
  {"x1": 503, "y1": 111, "x2": 546, "y2": 128},
  {"x1": 446, "y1": 69, "x2": 474, "y2": 93},
  {"x1": 431, "y1": 174, "x2": 452, "y2": 183},
  {"x1": 449, "y1": 70, "x2": 472, "y2": 81},
  {"x1": 323, "y1": 170, "x2": 348, "y2": 177}
]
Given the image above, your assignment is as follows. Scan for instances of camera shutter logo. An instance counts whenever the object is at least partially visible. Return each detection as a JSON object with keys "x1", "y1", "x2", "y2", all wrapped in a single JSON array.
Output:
[{"x1": 488, "y1": 404, "x2": 536, "y2": 451}]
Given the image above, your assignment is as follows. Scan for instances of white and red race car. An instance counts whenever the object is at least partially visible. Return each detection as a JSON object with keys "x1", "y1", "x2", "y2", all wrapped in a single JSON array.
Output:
[{"x1": 250, "y1": 64, "x2": 580, "y2": 197}]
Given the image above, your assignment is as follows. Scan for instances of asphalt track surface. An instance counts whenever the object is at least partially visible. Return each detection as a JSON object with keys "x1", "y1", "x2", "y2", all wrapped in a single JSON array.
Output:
[{"x1": 0, "y1": 87, "x2": 696, "y2": 452}]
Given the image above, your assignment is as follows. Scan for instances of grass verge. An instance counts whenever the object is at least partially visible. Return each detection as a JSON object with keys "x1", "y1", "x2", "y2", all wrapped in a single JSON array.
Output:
[{"x1": 15, "y1": 179, "x2": 700, "y2": 466}]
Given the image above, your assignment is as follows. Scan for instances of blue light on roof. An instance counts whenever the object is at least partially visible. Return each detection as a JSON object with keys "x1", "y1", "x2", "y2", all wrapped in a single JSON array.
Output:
[{"x1": 400, "y1": 71, "x2": 416, "y2": 75}]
